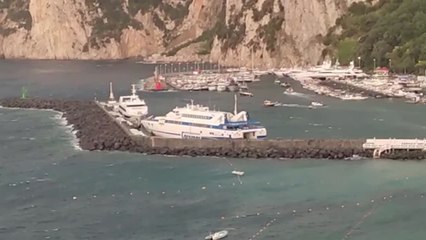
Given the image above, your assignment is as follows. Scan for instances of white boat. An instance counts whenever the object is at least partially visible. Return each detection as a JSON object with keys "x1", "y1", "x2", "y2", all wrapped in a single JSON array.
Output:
[
  {"x1": 141, "y1": 95, "x2": 267, "y2": 140},
  {"x1": 340, "y1": 94, "x2": 368, "y2": 100},
  {"x1": 227, "y1": 83, "x2": 239, "y2": 92},
  {"x1": 118, "y1": 84, "x2": 148, "y2": 119},
  {"x1": 263, "y1": 100, "x2": 276, "y2": 107},
  {"x1": 283, "y1": 88, "x2": 294, "y2": 94},
  {"x1": 205, "y1": 230, "x2": 228, "y2": 240},
  {"x1": 274, "y1": 79, "x2": 281, "y2": 84},
  {"x1": 310, "y1": 101, "x2": 324, "y2": 107},
  {"x1": 239, "y1": 90, "x2": 253, "y2": 97},
  {"x1": 232, "y1": 170, "x2": 245, "y2": 176},
  {"x1": 208, "y1": 85, "x2": 217, "y2": 91},
  {"x1": 280, "y1": 82, "x2": 290, "y2": 88}
]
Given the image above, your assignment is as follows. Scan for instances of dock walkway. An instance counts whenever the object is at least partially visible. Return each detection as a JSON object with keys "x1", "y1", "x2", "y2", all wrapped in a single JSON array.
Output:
[{"x1": 363, "y1": 138, "x2": 426, "y2": 158}]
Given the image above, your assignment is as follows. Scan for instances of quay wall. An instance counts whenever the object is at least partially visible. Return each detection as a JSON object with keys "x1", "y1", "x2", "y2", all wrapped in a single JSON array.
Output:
[{"x1": 1, "y1": 97, "x2": 425, "y2": 160}]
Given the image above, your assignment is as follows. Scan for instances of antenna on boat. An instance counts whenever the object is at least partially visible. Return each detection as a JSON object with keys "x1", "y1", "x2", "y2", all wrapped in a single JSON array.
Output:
[
  {"x1": 109, "y1": 82, "x2": 115, "y2": 100},
  {"x1": 234, "y1": 94, "x2": 238, "y2": 115},
  {"x1": 131, "y1": 84, "x2": 137, "y2": 96}
]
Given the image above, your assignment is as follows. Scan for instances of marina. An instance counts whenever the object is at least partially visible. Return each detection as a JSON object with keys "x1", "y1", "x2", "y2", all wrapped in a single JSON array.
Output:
[{"x1": 1, "y1": 60, "x2": 426, "y2": 240}]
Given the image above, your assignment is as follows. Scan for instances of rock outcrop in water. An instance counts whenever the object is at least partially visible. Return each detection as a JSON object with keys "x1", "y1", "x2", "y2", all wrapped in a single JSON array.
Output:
[
  {"x1": 1, "y1": 98, "x2": 425, "y2": 160},
  {"x1": 0, "y1": 0, "x2": 366, "y2": 66}
]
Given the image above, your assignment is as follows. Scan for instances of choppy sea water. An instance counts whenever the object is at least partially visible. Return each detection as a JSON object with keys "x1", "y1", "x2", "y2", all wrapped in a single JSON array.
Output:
[{"x1": 1, "y1": 60, "x2": 426, "y2": 240}]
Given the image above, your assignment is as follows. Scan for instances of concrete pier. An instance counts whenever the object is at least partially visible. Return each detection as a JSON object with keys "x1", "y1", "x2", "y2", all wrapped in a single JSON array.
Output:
[{"x1": 1, "y1": 97, "x2": 425, "y2": 160}]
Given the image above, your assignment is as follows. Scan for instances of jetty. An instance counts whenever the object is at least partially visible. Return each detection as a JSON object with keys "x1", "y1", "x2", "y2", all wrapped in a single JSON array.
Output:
[{"x1": 1, "y1": 97, "x2": 425, "y2": 160}]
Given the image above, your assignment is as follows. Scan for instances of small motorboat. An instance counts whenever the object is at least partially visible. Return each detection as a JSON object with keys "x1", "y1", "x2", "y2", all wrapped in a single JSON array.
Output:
[
  {"x1": 283, "y1": 87, "x2": 294, "y2": 94},
  {"x1": 280, "y1": 82, "x2": 290, "y2": 88},
  {"x1": 232, "y1": 170, "x2": 245, "y2": 176},
  {"x1": 205, "y1": 230, "x2": 228, "y2": 240},
  {"x1": 263, "y1": 100, "x2": 276, "y2": 107},
  {"x1": 274, "y1": 79, "x2": 281, "y2": 84},
  {"x1": 239, "y1": 90, "x2": 253, "y2": 97},
  {"x1": 310, "y1": 101, "x2": 324, "y2": 107}
]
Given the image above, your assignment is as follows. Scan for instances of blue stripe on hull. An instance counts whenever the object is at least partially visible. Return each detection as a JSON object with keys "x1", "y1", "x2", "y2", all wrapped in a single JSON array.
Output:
[{"x1": 150, "y1": 129, "x2": 267, "y2": 140}]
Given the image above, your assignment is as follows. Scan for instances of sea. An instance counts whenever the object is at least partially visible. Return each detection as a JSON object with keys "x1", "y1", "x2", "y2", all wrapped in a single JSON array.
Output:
[{"x1": 1, "y1": 60, "x2": 426, "y2": 240}]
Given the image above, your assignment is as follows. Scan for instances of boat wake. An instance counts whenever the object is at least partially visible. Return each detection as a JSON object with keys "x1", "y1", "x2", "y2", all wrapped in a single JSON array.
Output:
[{"x1": 283, "y1": 92, "x2": 312, "y2": 99}]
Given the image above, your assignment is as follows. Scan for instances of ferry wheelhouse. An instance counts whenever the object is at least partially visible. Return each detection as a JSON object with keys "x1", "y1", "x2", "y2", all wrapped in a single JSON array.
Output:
[
  {"x1": 118, "y1": 84, "x2": 148, "y2": 119},
  {"x1": 141, "y1": 96, "x2": 267, "y2": 139}
]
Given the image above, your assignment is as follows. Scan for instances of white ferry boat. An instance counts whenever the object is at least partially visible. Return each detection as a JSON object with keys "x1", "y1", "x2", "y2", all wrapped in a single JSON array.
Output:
[
  {"x1": 141, "y1": 95, "x2": 267, "y2": 140},
  {"x1": 118, "y1": 84, "x2": 148, "y2": 119}
]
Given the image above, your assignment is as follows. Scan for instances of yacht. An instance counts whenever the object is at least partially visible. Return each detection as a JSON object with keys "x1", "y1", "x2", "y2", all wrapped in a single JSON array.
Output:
[
  {"x1": 141, "y1": 95, "x2": 267, "y2": 140},
  {"x1": 227, "y1": 80, "x2": 239, "y2": 92},
  {"x1": 208, "y1": 84, "x2": 217, "y2": 91},
  {"x1": 118, "y1": 84, "x2": 148, "y2": 119}
]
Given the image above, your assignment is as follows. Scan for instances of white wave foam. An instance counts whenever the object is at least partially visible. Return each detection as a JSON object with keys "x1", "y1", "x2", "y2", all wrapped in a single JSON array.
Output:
[
  {"x1": 51, "y1": 113, "x2": 82, "y2": 151},
  {"x1": 277, "y1": 103, "x2": 311, "y2": 109}
]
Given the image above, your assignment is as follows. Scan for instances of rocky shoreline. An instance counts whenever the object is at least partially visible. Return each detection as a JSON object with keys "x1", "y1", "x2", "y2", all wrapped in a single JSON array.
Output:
[
  {"x1": 1, "y1": 98, "x2": 425, "y2": 160},
  {"x1": 319, "y1": 80, "x2": 391, "y2": 98}
]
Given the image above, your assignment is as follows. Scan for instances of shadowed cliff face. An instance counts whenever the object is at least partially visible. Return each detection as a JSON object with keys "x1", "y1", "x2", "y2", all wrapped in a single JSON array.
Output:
[{"x1": 0, "y1": 0, "x2": 364, "y2": 66}]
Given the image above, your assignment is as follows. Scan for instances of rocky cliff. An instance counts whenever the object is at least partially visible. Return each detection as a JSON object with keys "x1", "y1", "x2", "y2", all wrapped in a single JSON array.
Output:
[{"x1": 0, "y1": 0, "x2": 363, "y2": 67}]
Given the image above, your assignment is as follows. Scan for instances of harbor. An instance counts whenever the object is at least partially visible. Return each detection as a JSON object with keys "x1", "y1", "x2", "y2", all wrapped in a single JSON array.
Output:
[{"x1": 1, "y1": 96, "x2": 425, "y2": 160}]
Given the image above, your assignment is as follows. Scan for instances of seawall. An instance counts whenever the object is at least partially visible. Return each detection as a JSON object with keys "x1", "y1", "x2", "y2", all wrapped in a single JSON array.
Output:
[{"x1": 1, "y1": 98, "x2": 425, "y2": 160}]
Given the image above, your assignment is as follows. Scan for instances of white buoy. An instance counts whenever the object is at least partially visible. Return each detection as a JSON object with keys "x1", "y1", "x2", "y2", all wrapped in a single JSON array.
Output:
[
  {"x1": 201, "y1": 186, "x2": 207, "y2": 190},
  {"x1": 72, "y1": 196, "x2": 77, "y2": 200},
  {"x1": 371, "y1": 200, "x2": 375, "y2": 203},
  {"x1": 356, "y1": 202, "x2": 360, "y2": 206},
  {"x1": 308, "y1": 208, "x2": 312, "y2": 212}
]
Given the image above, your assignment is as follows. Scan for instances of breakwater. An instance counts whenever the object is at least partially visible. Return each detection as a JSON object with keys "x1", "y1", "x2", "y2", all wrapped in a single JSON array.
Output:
[
  {"x1": 1, "y1": 97, "x2": 425, "y2": 160},
  {"x1": 319, "y1": 80, "x2": 390, "y2": 98}
]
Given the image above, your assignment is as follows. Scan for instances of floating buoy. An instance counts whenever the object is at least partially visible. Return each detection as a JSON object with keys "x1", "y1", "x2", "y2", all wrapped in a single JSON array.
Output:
[
  {"x1": 326, "y1": 207, "x2": 329, "y2": 210},
  {"x1": 72, "y1": 196, "x2": 77, "y2": 200},
  {"x1": 308, "y1": 208, "x2": 312, "y2": 212},
  {"x1": 129, "y1": 192, "x2": 133, "y2": 196},
  {"x1": 201, "y1": 186, "x2": 207, "y2": 190},
  {"x1": 341, "y1": 205, "x2": 345, "y2": 208},
  {"x1": 356, "y1": 202, "x2": 360, "y2": 206},
  {"x1": 292, "y1": 210, "x2": 296, "y2": 214},
  {"x1": 371, "y1": 200, "x2": 375, "y2": 203},
  {"x1": 162, "y1": 191, "x2": 165, "y2": 195},
  {"x1": 146, "y1": 191, "x2": 150, "y2": 195}
]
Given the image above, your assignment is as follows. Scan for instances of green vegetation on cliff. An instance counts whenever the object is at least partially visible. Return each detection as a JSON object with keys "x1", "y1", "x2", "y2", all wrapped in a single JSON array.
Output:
[
  {"x1": 85, "y1": 0, "x2": 192, "y2": 49},
  {"x1": 0, "y1": 0, "x2": 32, "y2": 36},
  {"x1": 324, "y1": 0, "x2": 426, "y2": 73}
]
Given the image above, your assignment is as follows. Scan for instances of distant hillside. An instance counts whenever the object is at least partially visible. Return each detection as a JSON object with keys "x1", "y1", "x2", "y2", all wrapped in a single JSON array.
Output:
[
  {"x1": 0, "y1": 0, "x2": 364, "y2": 67},
  {"x1": 324, "y1": 0, "x2": 426, "y2": 73}
]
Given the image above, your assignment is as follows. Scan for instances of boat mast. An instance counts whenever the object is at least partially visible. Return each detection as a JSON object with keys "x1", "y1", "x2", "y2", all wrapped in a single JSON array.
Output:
[
  {"x1": 251, "y1": 47, "x2": 254, "y2": 71},
  {"x1": 234, "y1": 94, "x2": 238, "y2": 115},
  {"x1": 109, "y1": 82, "x2": 115, "y2": 100}
]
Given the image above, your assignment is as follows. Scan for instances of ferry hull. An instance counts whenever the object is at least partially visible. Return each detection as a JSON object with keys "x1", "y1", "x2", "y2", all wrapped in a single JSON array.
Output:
[{"x1": 142, "y1": 120, "x2": 267, "y2": 140}]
